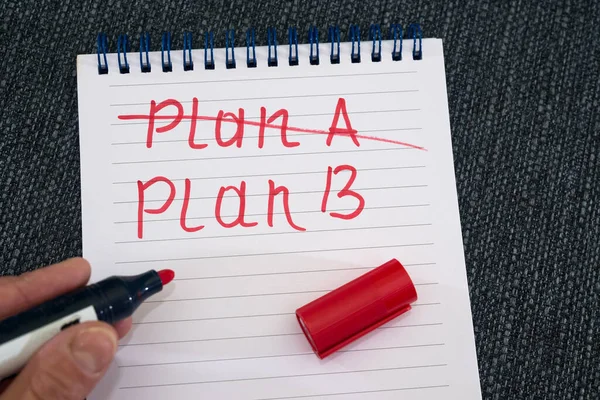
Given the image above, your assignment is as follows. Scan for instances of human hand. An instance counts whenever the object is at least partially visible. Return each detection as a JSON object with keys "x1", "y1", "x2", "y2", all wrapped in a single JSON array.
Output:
[{"x1": 0, "y1": 258, "x2": 132, "y2": 400}]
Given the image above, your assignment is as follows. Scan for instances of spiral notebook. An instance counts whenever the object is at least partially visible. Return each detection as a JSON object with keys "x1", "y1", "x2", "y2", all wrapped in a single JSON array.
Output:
[{"x1": 76, "y1": 25, "x2": 482, "y2": 400}]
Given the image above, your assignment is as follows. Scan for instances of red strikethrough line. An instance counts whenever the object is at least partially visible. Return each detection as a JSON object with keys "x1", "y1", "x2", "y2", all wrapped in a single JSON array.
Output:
[{"x1": 117, "y1": 114, "x2": 427, "y2": 151}]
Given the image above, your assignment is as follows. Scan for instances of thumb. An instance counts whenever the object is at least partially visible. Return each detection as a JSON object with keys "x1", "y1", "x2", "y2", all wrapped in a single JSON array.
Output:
[{"x1": 0, "y1": 321, "x2": 118, "y2": 400}]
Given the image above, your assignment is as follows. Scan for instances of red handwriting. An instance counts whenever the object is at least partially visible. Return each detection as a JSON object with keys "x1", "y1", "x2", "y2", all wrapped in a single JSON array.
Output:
[
  {"x1": 265, "y1": 108, "x2": 300, "y2": 148},
  {"x1": 146, "y1": 100, "x2": 183, "y2": 148},
  {"x1": 119, "y1": 97, "x2": 426, "y2": 150},
  {"x1": 188, "y1": 98, "x2": 208, "y2": 149},
  {"x1": 125, "y1": 97, "x2": 425, "y2": 240},
  {"x1": 215, "y1": 181, "x2": 258, "y2": 228},
  {"x1": 180, "y1": 179, "x2": 205, "y2": 233},
  {"x1": 267, "y1": 180, "x2": 305, "y2": 231},
  {"x1": 137, "y1": 176, "x2": 176, "y2": 239},
  {"x1": 135, "y1": 166, "x2": 368, "y2": 237},
  {"x1": 327, "y1": 98, "x2": 359, "y2": 147},
  {"x1": 321, "y1": 165, "x2": 365, "y2": 219},
  {"x1": 215, "y1": 109, "x2": 245, "y2": 147}
]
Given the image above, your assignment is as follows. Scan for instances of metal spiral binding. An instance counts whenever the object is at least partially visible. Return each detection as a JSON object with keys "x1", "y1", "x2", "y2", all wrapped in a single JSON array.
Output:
[
  {"x1": 117, "y1": 34, "x2": 130, "y2": 73},
  {"x1": 390, "y1": 24, "x2": 403, "y2": 60},
  {"x1": 349, "y1": 25, "x2": 361, "y2": 63},
  {"x1": 369, "y1": 25, "x2": 382, "y2": 62},
  {"x1": 267, "y1": 27, "x2": 278, "y2": 67},
  {"x1": 96, "y1": 33, "x2": 108, "y2": 74},
  {"x1": 328, "y1": 26, "x2": 340, "y2": 64},
  {"x1": 161, "y1": 32, "x2": 172, "y2": 72},
  {"x1": 204, "y1": 32, "x2": 215, "y2": 69},
  {"x1": 95, "y1": 23, "x2": 423, "y2": 74},
  {"x1": 308, "y1": 26, "x2": 319, "y2": 65},
  {"x1": 407, "y1": 23, "x2": 422, "y2": 60},
  {"x1": 139, "y1": 33, "x2": 151, "y2": 72},
  {"x1": 288, "y1": 27, "x2": 298, "y2": 66},
  {"x1": 246, "y1": 28, "x2": 257, "y2": 68},
  {"x1": 183, "y1": 32, "x2": 193, "y2": 71},
  {"x1": 225, "y1": 29, "x2": 236, "y2": 69}
]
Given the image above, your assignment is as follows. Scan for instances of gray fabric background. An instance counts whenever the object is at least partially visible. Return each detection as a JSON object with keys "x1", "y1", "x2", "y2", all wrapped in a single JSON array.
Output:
[{"x1": 1, "y1": 0, "x2": 599, "y2": 398}]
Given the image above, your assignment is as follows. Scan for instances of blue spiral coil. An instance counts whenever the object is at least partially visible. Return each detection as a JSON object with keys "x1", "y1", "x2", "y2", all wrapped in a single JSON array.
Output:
[
  {"x1": 161, "y1": 32, "x2": 172, "y2": 72},
  {"x1": 117, "y1": 34, "x2": 129, "y2": 73},
  {"x1": 288, "y1": 27, "x2": 298, "y2": 66},
  {"x1": 328, "y1": 26, "x2": 340, "y2": 64},
  {"x1": 246, "y1": 28, "x2": 257, "y2": 68},
  {"x1": 96, "y1": 33, "x2": 108, "y2": 74},
  {"x1": 369, "y1": 24, "x2": 382, "y2": 62},
  {"x1": 407, "y1": 23, "x2": 423, "y2": 60},
  {"x1": 204, "y1": 31, "x2": 215, "y2": 70},
  {"x1": 267, "y1": 27, "x2": 278, "y2": 67},
  {"x1": 225, "y1": 29, "x2": 236, "y2": 69},
  {"x1": 95, "y1": 24, "x2": 424, "y2": 74},
  {"x1": 183, "y1": 32, "x2": 193, "y2": 71},
  {"x1": 308, "y1": 26, "x2": 319, "y2": 65},
  {"x1": 390, "y1": 24, "x2": 403, "y2": 61},
  {"x1": 350, "y1": 25, "x2": 361, "y2": 63},
  {"x1": 139, "y1": 32, "x2": 151, "y2": 72}
]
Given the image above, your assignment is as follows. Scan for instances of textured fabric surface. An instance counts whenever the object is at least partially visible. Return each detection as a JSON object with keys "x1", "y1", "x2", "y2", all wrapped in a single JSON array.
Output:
[{"x1": 0, "y1": 0, "x2": 599, "y2": 398}]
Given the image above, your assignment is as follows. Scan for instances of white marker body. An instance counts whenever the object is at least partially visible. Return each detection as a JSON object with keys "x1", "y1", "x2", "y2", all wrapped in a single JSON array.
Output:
[{"x1": 0, "y1": 305, "x2": 98, "y2": 380}]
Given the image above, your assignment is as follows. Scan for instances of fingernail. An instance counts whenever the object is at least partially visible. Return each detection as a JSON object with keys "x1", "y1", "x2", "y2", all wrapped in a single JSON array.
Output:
[{"x1": 70, "y1": 327, "x2": 117, "y2": 374}]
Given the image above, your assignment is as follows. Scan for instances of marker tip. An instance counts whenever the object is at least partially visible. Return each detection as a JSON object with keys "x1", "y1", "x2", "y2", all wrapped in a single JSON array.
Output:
[{"x1": 157, "y1": 269, "x2": 175, "y2": 285}]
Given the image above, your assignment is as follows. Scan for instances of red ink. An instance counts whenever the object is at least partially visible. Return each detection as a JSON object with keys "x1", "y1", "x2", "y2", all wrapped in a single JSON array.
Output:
[
  {"x1": 137, "y1": 176, "x2": 176, "y2": 238},
  {"x1": 188, "y1": 98, "x2": 208, "y2": 149},
  {"x1": 215, "y1": 109, "x2": 244, "y2": 148},
  {"x1": 118, "y1": 102, "x2": 427, "y2": 150},
  {"x1": 258, "y1": 107, "x2": 267, "y2": 149},
  {"x1": 268, "y1": 109, "x2": 300, "y2": 148},
  {"x1": 321, "y1": 165, "x2": 365, "y2": 220},
  {"x1": 215, "y1": 181, "x2": 258, "y2": 228},
  {"x1": 321, "y1": 166, "x2": 333, "y2": 213},
  {"x1": 180, "y1": 178, "x2": 205, "y2": 233},
  {"x1": 146, "y1": 99, "x2": 184, "y2": 148},
  {"x1": 327, "y1": 98, "x2": 360, "y2": 147},
  {"x1": 267, "y1": 180, "x2": 305, "y2": 231}
]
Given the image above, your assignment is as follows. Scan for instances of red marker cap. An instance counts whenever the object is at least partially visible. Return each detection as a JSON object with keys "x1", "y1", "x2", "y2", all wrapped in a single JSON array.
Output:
[{"x1": 295, "y1": 258, "x2": 417, "y2": 359}]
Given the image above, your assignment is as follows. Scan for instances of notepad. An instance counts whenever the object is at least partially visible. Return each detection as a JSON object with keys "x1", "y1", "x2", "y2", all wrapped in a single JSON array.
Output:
[{"x1": 77, "y1": 27, "x2": 482, "y2": 400}]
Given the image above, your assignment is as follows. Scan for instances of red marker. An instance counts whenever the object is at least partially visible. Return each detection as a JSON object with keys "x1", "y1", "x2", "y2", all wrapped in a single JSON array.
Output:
[{"x1": 0, "y1": 269, "x2": 174, "y2": 379}]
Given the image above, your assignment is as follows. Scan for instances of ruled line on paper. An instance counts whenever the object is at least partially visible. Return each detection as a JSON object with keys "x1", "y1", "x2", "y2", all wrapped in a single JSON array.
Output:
[
  {"x1": 132, "y1": 311, "x2": 440, "y2": 325},
  {"x1": 119, "y1": 324, "x2": 444, "y2": 348},
  {"x1": 119, "y1": 322, "x2": 444, "y2": 347},
  {"x1": 113, "y1": 184, "x2": 428, "y2": 205},
  {"x1": 112, "y1": 165, "x2": 426, "y2": 185},
  {"x1": 109, "y1": 89, "x2": 420, "y2": 107},
  {"x1": 110, "y1": 127, "x2": 424, "y2": 145},
  {"x1": 120, "y1": 333, "x2": 304, "y2": 347},
  {"x1": 117, "y1": 343, "x2": 446, "y2": 369},
  {"x1": 131, "y1": 312, "x2": 299, "y2": 324},
  {"x1": 115, "y1": 223, "x2": 433, "y2": 244},
  {"x1": 118, "y1": 364, "x2": 448, "y2": 390},
  {"x1": 111, "y1": 108, "x2": 421, "y2": 127},
  {"x1": 111, "y1": 147, "x2": 415, "y2": 165},
  {"x1": 146, "y1": 296, "x2": 442, "y2": 310},
  {"x1": 146, "y1": 283, "x2": 439, "y2": 302},
  {"x1": 108, "y1": 71, "x2": 419, "y2": 88},
  {"x1": 169, "y1": 262, "x2": 436, "y2": 281},
  {"x1": 114, "y1": 204, "x2": 432, "y2": 224},
  {"x1": 255, "y1": 385, "x2": 450, "y2": 400},
  {"x1": 115, "y1": 242, "x2": 435, "y2": 264}
]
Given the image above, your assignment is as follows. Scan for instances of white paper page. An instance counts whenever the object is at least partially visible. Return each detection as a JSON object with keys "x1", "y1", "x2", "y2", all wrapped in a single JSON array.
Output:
[{"x1": 77, "y1": 38, "x2": 482, "y2": 400}]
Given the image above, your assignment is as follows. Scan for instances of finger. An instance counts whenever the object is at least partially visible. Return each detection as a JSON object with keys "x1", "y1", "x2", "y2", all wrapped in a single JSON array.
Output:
[
  {"x1": 0, "y1": 377, "x2": 13, "y2": 394},
  {"x1": 0, "y1": 321, "x2": 118, "y2": 400},
  {"x1": 113, "y1": 317, "x2": 133, "y2": 339},
  {"x1": 0, "y1": 258, "x2": 91, "y2": 320}
]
